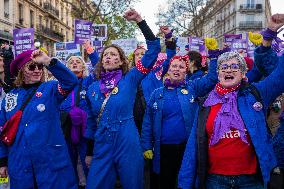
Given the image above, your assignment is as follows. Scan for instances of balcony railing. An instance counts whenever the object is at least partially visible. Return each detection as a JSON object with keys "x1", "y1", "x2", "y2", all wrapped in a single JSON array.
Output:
[
  {"x1": 19, "y1": 18, "x2": 24, "y2": 25},
  {"x1": 239, "y1": 21, "x2": 262, "y2": 29},
  {"x1": 239, "y1": 4, "x2": 262, "y2": 12},
  {"x1": 37, "y1": 25, "x2": 64, "y2": 41},
  {"x1": 43, "y1": 2, "x2": 59, "y2": 17}
]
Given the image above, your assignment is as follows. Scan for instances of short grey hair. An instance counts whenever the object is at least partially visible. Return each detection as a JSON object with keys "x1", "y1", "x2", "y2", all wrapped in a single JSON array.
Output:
[
  {"x1": 217, "y1": 51, "x2": 247, "y2": 72},
  {"x1": 66, "y1": 56, "x2": 89, "y2": 77}
]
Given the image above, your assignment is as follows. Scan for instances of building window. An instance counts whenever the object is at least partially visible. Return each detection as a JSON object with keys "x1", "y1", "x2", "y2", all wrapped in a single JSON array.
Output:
[
  {"x1": 66, "y1": 31, "x2": 68, "y2": 41},
  {"x1": 4, "y1": 0, "x2": 9, "y2": 18},
  {"x1": 39, "y1": 15, "x2": 43, "y2": 27},
  {"x1": 246, "y1": 15, "x2": 255, "y2": 22},
  {"x1": 30, "y1": 10, "x2": 34, "y2": 28},
  {"x1": 247, "y1": 0, "x2": 255, "y2": 8},
  {"x1": 18, "y1": 3, "x2": 24, "y2": 24},
  {"x1": 61, "y1": 7, "x2": 64, "y2": 21}
]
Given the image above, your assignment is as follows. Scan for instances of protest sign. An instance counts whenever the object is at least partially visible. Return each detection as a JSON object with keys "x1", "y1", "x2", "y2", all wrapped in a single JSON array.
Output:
[
  {"x1": 74, "y1": 19, "x2": 92, "y2": 44},
  {"x1": 54, "y1": 41, "x2": 81, "y2": 62},
  {"x1": 13, "y1": 28, "x2": 34, "y2": 56},
  {"x1": 224, "y1": 34, "x2": 242, "y2": 46},
  {"x1": 92, "y1": 24, "x2": 108, "y2": 41},
  {"x1": 112, "y1": 38, "x2": 138, "y2": 56},
  {"x1": 176, "y1": 37, "x2": 189, "y2": 55}
]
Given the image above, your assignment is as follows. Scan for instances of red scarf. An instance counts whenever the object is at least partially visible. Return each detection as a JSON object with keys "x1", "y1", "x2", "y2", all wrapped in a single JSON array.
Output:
[{"x1": 215, "y1": 83, "x2": 241, "y2": 95}]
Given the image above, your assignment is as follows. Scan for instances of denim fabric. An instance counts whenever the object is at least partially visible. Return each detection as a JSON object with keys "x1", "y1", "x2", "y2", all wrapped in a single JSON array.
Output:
[{"x1": 206, "y1": 174, "x2": 264, "y2": 189}]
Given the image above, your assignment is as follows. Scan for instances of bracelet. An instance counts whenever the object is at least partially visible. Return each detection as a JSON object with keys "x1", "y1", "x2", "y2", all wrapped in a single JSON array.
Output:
[{"x1": 86, "y1": 47, "x2": 94, "y2": 55}]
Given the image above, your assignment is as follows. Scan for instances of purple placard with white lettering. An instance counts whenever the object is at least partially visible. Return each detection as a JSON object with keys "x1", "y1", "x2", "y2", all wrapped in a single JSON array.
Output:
[
  {"x1": 231, "y1": 39, "x2": 248, "y2": 56},
  {"x1": 189, "y1": 37, "x2": 205, "y2": 53},
  {"x1": 224, "y1": 34, "x2": 242, "y2": 46},
  {"x1": 13, "y1": 28, "x2": 35, "y2": 56},
  {"x1": 74, "y1": 19, "x2": 92, "y2": 44}
]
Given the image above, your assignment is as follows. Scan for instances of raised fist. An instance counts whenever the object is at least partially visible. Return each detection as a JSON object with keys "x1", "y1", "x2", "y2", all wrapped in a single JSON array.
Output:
[
  {"x1": 160, "y1": 26, "x2": 172, "y2": 35},
  {"x1": 268, "y1": 14, "x2": 284, "y2": 31},
  {"x1": 31, "y1": 50, "x2": 51, "y2": 66},
  {"x1": 124, "y1": 9, "x2": 143, "y2": 23}
]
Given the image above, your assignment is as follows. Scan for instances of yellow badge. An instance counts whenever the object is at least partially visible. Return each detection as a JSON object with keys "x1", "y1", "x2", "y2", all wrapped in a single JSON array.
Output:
[
  {"x1": 112, "y1": 87, "x2": 119, "y2": 95},
  {"x1": 0, "y1": 177, "x2": 8, "y2": 183},
  {"x1": 181, "y1": 89, "x2": 188, "y2": 95}
]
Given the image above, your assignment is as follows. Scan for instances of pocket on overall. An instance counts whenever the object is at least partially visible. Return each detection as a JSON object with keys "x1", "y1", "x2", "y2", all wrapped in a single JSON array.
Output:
[
  {"x1": 47, "y1": 144, "x2": 70, "y2": 171},
  {"x1": 69, "y1": 106, "x2": 87, "y2": 144}
]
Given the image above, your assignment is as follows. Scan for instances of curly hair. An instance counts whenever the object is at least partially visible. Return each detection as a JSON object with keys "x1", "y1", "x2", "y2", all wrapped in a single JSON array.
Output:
[
  {"x1": 217, "y1": 51, "x2": 247, "y2": 73},
  {"x1": 94, "y1": 44, "x2": 130, "y2": 79}
]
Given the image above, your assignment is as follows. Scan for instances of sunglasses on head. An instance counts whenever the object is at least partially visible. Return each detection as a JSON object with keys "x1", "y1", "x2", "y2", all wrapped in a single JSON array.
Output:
[
  {"x1": 218, "y1": 63, "x2": 241, "y2": 71},
  {"x1": 28, "y1": 63, "x2": 44, "y2": 71}
]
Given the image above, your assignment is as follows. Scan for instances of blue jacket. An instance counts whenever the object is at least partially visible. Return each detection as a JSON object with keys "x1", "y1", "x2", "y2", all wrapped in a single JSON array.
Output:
[
  {"x1": 178, "y1": 54, "x2": 284, "y2": 189},
  {"x1": 141, "y1": 48, "x2": 176, "y2": 103},
  {"x1": 273, "y1": 117, "x2": 284, "y2": 168},
  {"x1": 85, "y1": 39, "x2": 161, "y2": 140},
  {"x1": 141, "y1": 58, "x2": 218, "y2": 174},
  {"x1": 0, "y1": 60, "x2": 78, "y2": 189},
  {"x1": 187, "y1": 70, "x2": 205, "y2": 81}
]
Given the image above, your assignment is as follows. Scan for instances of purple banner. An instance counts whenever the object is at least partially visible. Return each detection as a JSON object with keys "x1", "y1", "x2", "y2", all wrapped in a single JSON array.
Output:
[
  {"x1": 189, "y1": 37, "x2": 206, "y2": 53},
  {"x1": 13, "y1": 28, "x2": 34, "y2": 56},
  {"x1": 74, "y1": 19, "x2": 92, "y2": 44},
  {"x1": 224, "y1": 34, "x2": 242, "y2": 46}
]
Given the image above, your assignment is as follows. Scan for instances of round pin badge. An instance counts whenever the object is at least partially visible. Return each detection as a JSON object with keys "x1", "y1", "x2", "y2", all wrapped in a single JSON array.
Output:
[
  {"x1": 112, "y1": 87, "x2": 119, "y2": 95},
  {"x1": 181, "y1": 89, "x2": 188, "y2": 95},
  {"x1": 37, "y1": 104, "x2": 46, "y2": 112}
]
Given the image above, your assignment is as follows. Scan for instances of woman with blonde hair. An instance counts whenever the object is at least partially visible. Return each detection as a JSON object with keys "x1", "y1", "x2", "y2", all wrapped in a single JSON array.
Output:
[
  {"x1": 0, "y1": 49, "x2": 78, "y2": 188},
  {"x1": 60, "y1": 44, "x2": 99, "y2": 188}
]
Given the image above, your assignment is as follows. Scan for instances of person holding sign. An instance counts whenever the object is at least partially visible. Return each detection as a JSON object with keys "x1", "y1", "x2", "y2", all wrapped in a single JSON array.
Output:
[
  {"x1": 0, "y1": 50, "x2": 78, "y2": 188},
  {"x1": 84, "y1": 9, "x2": 160, "y2": 189}
]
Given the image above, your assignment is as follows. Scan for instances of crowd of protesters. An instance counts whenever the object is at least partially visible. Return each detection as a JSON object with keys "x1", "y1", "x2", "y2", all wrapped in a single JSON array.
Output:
[{"x1": 0, "y1": 8, "x2": 284, "y2": 189}]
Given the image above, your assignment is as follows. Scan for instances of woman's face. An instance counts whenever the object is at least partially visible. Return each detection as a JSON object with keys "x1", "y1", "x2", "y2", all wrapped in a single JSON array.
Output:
[
  {"x1": 102, "y1": 47, "x2": 123, "y2": 71},
  {"x1": 23, "y1": 61, "x2": 44, "y2": 84},
  {"x1": 218, "y1": 58, "x2": 246, "y2": 88},
  {"x1": 134, "y1": 48, "x2": 145, "y2": 65},
  {"x1": 167, "y1": 59, "x2": 187, "y2": 82},
  {"x1": 68, "y1": 57, "x2": 84, "y2": 75}
]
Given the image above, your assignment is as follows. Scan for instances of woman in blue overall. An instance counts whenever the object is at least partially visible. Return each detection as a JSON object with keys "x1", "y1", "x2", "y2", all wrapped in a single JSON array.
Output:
[
  {"x1": 0, "y1": 49, "x2": 78, "y2": 188},
  {"x1": 84, "y1": 9, "x2": 161, "y2": 189},
  {"x1": 141, "y1": 52, "x2": 218, "y2": 189},
  {"x1": 178, "y1": 14, "x2": 284, "y2": 189},
  {"x1": 60, "y1": 40, "x2": 99, "y2": 188}
]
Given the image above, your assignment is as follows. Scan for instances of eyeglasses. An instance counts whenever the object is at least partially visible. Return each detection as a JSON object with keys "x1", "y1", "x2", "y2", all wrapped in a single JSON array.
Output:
[
  {"x1": 28, "y1": 63, "x2": 44, "y2": 71},
  {"x1": 218, "y1": 63, "x2": 241, "y2": 71}
]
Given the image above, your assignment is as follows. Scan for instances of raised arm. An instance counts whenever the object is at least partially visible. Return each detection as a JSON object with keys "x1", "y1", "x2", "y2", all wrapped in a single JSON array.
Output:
[
  {"x1": 32, "y1": 50, "x2": 78, "y2": 101},
  {"x1": 83, "y1": 39, "x2": 100, "y2": 68},
  {"x1": 123, "y1": 9, "x2": 161, "y2": 86}
]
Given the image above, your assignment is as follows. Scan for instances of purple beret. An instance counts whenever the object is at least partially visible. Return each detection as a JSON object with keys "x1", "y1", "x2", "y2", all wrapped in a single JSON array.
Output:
[{"x1": 10, "y1": 50, "x2": 34, "y2": 76}]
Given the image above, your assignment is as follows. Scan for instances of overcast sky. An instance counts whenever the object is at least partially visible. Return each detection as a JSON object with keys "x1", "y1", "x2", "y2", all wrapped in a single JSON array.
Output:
[{"x1": 134, "y1": 0, "x2": 283, "y2": 40}]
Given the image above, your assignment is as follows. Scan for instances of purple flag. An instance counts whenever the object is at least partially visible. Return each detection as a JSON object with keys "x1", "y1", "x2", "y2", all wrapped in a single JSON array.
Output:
[
  {"x1": 74, "y1": 19, "x2": 92, "y2": 44},
  {"x1": 13, "y1": 28, "x2": 35, "y2": 56}
]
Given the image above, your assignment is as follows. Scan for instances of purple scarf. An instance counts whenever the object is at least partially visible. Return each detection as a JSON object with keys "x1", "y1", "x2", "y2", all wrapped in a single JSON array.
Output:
[
  {"x1": 204, "y1": 89, "x2": 248, "y2": 146},
  {"x1": 164, "y1": 78, "x2": 185, "y2": 88},
  {"x1": 99, "y1": 70, "x2": 122, "y2": 94}
]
